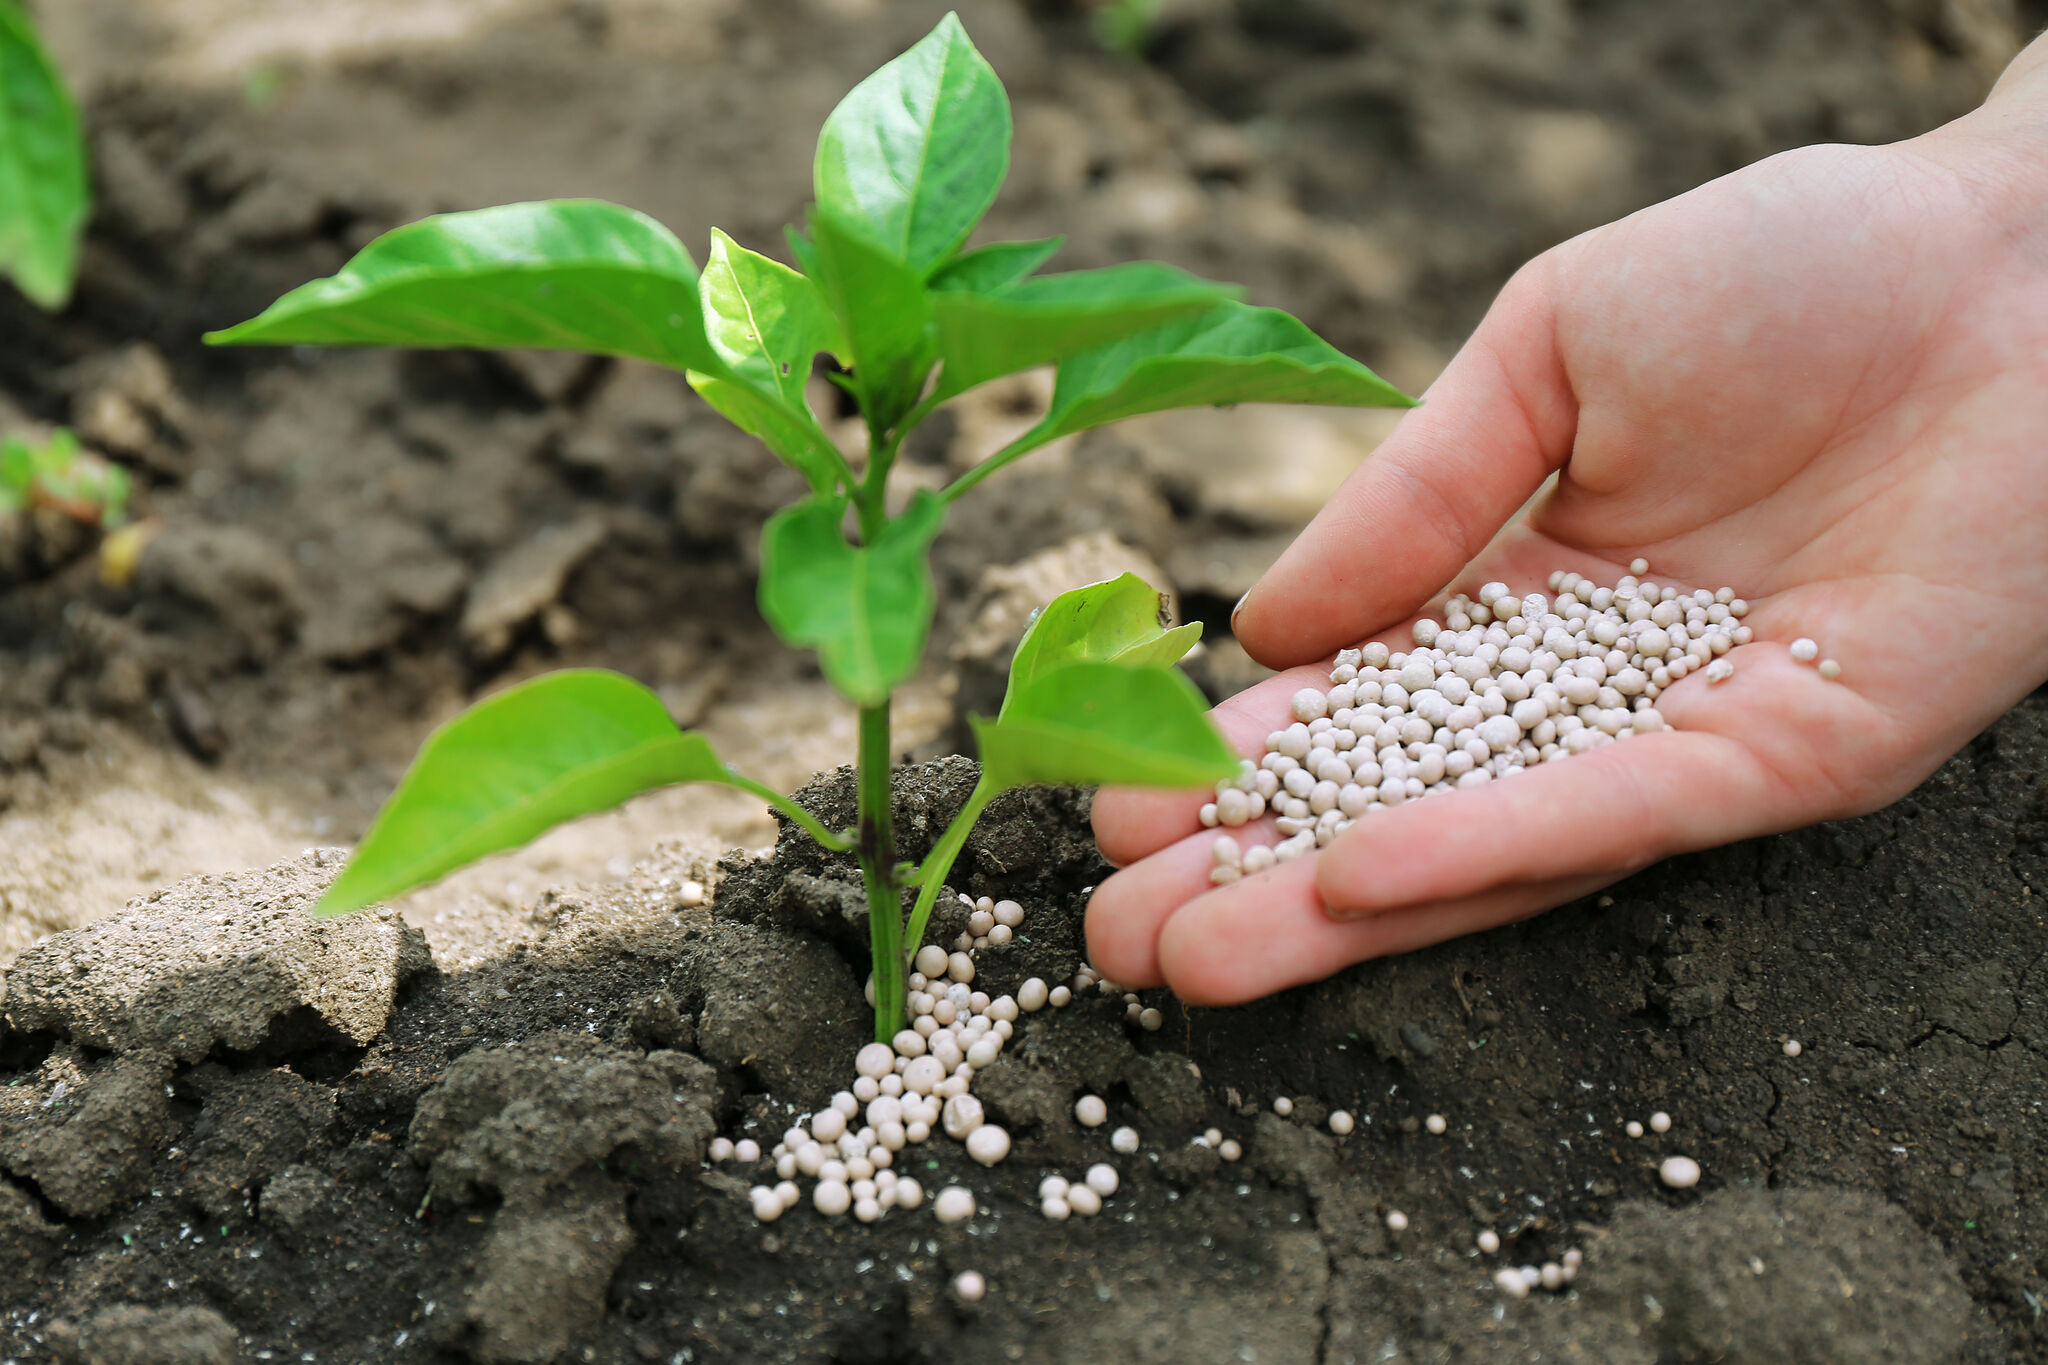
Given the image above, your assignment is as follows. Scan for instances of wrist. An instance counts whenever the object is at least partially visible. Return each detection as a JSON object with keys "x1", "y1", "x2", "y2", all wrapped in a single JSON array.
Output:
[{"x1": 1915, "y1": 32, "x2": 2048, "y2": 232}]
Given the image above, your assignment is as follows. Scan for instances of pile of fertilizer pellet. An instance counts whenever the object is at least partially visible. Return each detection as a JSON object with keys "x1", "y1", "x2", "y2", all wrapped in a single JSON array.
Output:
[{"x1": 1205, "y1": 561, "x2": 1764, "y2": 881}]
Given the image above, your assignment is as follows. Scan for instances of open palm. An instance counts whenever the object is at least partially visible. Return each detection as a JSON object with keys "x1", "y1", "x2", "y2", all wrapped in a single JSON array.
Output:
[{"x1": 1085, "y1": 83, "x2": 2048, "y2": 1005}]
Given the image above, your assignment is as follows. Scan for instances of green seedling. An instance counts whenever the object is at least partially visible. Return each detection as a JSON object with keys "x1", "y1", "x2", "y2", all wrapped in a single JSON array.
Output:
[
  {"x1": 205, "y1": 13, "x2": 1413, "y2": 1041},
  {"x1": 0, "y1": 0, "x2": 89, "y2": 309},
  {"x1": 1091, "y1": 0, "x2": 1163, "y2": 56},
  {"x1": 0, "y1": 427, "x2": 130, "y2": 527}
]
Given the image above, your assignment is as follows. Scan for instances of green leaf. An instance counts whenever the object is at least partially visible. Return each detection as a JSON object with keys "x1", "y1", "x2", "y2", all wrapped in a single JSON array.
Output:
[
  {"x1": 317, "y1": 669, "x2": 729, "y2": 916},
  {"x1": 0, "y1": 0, "x2": 88, "y2": 310},
  {"x1": 701, "y1": 228, "x2": 843, "y2": 409},
  {"x1": 813, "y1": 12, "x2": 1011, "y2": 274},
  {"x1": 975, "y1": 661, "x2": 1236, "y2": 790},
  {"x1": 928, "y1": 237, "x2": 1064, "y2": 293},
  {"x1": 930, "y1": 262, "x2": 1240, "y2": 402},
  {"x1": 953, "y1": 301, "x2": 1416, "y2": 496},
  {"x1": 758, "y1": 490, "x2": 945, "y2": 705},
  {"x1": 804, "y1": 209, "x2": 934, "y2": 431},
  {"x1": 691, "y1": 229, "x2": 848, "y2": 490},
  {"x1": 0, "y1": 435, "x2": 32, "y2": 497},
  {"x1": 1003, "y1": 572, "x2": 1202, "y2": 718},
  {"x1": 206, "y1": 200, "x2": 723, "y2": 373}
]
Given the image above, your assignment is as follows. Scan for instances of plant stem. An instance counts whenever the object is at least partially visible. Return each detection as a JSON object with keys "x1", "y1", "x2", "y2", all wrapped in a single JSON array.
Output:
[
  {"x1": 719, "y1": 771, "x2": 856, "y2": 853},
  {"x1": 856, "y1": 698, "x2": 904, "y2": 1042},
  {"x1": 901, "y1": 774, "x2": 996, "y2": 965}
]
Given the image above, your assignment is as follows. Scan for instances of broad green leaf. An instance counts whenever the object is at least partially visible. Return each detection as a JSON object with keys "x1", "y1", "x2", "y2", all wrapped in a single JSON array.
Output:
[
  {"x1": 317, "y1": 669, "x2": 730, "y2": 916},
  {"x1": 814, "y1": 12, "x2": 1010, "y2": 273},
  {"x1": 804, "y1": 209, "x2": 934, "y2": 431},
  {"x1": 1003, "y1": 572, "x2": 1202, "y2": 717},
  {"x1": 975, "y1": 661, "x2": 1236, "y2": 790},
  {"x1": 206, "y1": 200, "x2": 722, "y2": 373},
  {"x1": 692, "y1": 229, "x2": 847, "y2": 490},
  {"x1": 953, "y1": 301, "x2": 1416, "y2": 496},
  {"x1": 930, "y1": 262, "x2": 1240, "y2": 402},
  {"x1": 0, "y1": 0, "x2": 88, "y2": 310},
  {"x1": 758, "y1": 490, "x2": 945, "y2": 705},
  {"x1": 929, "y1": 237, "x2": 1064, "y2": 294}
]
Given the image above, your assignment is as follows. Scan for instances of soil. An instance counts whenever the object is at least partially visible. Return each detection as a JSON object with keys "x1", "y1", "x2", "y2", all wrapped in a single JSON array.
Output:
[{"x1": 3, "y1": 0, "x2": 2046, "y2": 1361}]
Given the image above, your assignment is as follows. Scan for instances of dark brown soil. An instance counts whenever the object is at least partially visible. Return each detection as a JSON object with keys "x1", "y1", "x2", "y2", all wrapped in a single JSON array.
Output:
[{"x1": 3, "y1": 0, "x2": 2046, "y2": 1361}]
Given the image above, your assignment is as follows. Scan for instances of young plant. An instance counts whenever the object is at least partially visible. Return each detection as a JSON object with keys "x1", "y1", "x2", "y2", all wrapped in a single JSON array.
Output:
[
  {"x1": 0, "y1": 0, "x2": 89, "y2": 309},
  {"x1": 204, "y1": 13, "x2": 1413, "y2": 1041},
  {"x1": 0, "y1": 427, "x2": 130, "y2": 527}
]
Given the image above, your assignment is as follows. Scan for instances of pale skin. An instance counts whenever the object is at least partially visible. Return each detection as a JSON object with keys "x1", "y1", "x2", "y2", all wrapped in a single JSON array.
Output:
[{"x1": 1086, "y1": 34, "x2": 2048, "y2": 1006}]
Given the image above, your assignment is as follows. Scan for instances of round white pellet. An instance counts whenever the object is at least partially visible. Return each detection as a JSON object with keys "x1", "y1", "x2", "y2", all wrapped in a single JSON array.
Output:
[
  {"x1": 1659, "y1": 1155, "x2": 1702, "y2": 1189},
  {"x1": 1818, "y1": 659, "x2": 1842, "y2": 680},
  {"x1": 1789, "y1": 637, "x2": 1818, "y2": 663},
  {"x1": 1626, "y1": 1121, "x2": 1644, "y2": 1139},
  {"x1": 993, "y1": 899, "x2": 1025, "y2": 927},
  {"x1": 1273, "y1": 1097, "x2": 1294, "y2": 1116},
  {"x1": 1425, "y1": 1113, "x2": 1446, "y2": 1135},
  {"x1": 1495, "y1": 1266, "x2": 1529, "y2": 1299},
  {"x1": 776, "y1": 1180, "x2": 800, "y2": 1210},
  {"x1": 1218, "y1": 1139, "x2": 1242, "y2": 1162},
  {"x1": 1385, "y1": 1210, "x2": 1408, "y2": 1232},
  {"x1": 948, "y1": 952, "x2": 976, "y2": 984},
  {"x1": 1085, "y1": 1163, "x2": 1120, "y2": 1197},
  {"x1": 1018, "y1": 978, "x2": 1049, "y2": 1012},
  {"x1": 810, "y1": 1109, "x2": 846, "y2": 1144},
  {"x1": 903, "y1": 1056, "x2": 946, "y2": 1095},
  {"x1": 750, "y1": 1186, "x2": 783, "y2": 1221},
  {"x1": 1329, "y1": 1110, "x2": 1355, "y2": 1136},
  {"x1": 733, "y1": 1139, "x2": 760, "y2": 1163},
  {"x1": 1040, "y1": 1195, "x2": 1071, "y2": 1221},
  {"x1": 1629, "y1": 557, "x2": 1649, "y2": 575},
  {"x1": 1649, "y1": 1111, "x2": 1671, "y2": 1134},
  {"x1": 953, "y1": 1270, "x2": 986, "y2": 1302},
  {"x1": 966, "y1": 1125, "x2": 1011, "y2": 1166},
  {"x1": 966, "y1": 1036, "x2": 1002, "y2": 1069},
  {"x1": 895, "y1": 1177, "x2": 924, "y2": 1210},
  {"x1": 933, "y1": 1186, "x2": 975, "y2": 1224},
  {"x1": 1110, "y1": 1127, "x2": 1139, "y2": 1155},
  {"x1": 1783, "y1": 1038, "x2": 1803, "y2": 1057},
  {"x1": 1541, "y1": 1262, "x2": 1564, "y2": 1291},
  {"x1": 1049, "y1": 986, "x2": 1072, "y2": 1008},
  {"x1": 1292, "y1": 688, "x2": 1328, "y2": 722},
  {"x1": 814, "y1": 1181, "x2": 852, "y2": 1216},
  {"x1": 1074, "y1": 1094, "x2": 1108, "y2": 1128},
  {"x1": 832, "y1": 1091, "x2": 859, "y2": 1118},
  {"x1": 914, "y1": 944, "x2": 950, "y2": 979},
  {"x1": 1065, "y1": 1183, "x2": 1102, "y2": 1216},
  {"x1": 1477, "y1": 1230, "x2": 1500, "y2": 1254},
  {"x1": 709, "y1": 1137, "x2": 734, "y2": 1162},
  {"x1": 891, "y1": 1029, "x2": 926, "y2": 1059}
]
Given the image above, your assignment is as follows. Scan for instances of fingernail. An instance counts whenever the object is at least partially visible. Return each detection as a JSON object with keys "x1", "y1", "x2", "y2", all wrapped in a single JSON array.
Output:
[{"x1": 1230, "y1": 590, "x2": 1250, "y2": 631}]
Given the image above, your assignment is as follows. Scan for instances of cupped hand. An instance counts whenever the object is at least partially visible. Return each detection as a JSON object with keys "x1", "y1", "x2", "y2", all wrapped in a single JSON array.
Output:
[{"x1": 1086, "y1": 48, "x2": 2048, "y2": 1006}]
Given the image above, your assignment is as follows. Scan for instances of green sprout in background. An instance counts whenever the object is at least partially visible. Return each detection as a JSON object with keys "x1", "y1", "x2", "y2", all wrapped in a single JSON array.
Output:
[
  {"x1": 0, "y1": 427, "x2": 129, "y2": 527},
  {"x1": 206, "y1": 13, "x2": 1414, "y2": 1042},
  {"x1": 1091, "y1": 0, "x2": 1164, "y2": 57},
  {"x1": 0, "y1": 0, "x2": 89, "y2": 310}
]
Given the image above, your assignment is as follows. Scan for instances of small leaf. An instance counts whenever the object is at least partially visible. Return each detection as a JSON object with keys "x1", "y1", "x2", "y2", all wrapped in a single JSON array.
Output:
[
  {"x1": 317, "y1": 670, "x2": 729, "y2": 916},
  {"x1": 1003, "y1": 572, "x2": 1202, "y2": 718},
  {"x1": 701, "y1": 228, "x2": 843, "y2": 409},
  {"x1": 975, "y1": 661, "x2": 1236, "y2": 790},
  {"x1": 206, "y1": 200, "x2": 722, "y2": 374},
  {"x1": 0, "y1": 0, "x2": 88, "y2": 310},
  {"x1": 758, "y1": 490, "x2": 946, "y2": 705},
  {"x1": 957, "y1": 301, "x2": 1416, "y2": 492},
  {"x1": 813, "y1": 12, "x2": 1011, "y2": 273},
  {"x1": 804, "y1": 209, "x2": 934, "y2": 431},
  {"x1": 930, "y1": 262, "x2": 1239, "y2": 402},
  {"x1": 693, "y1": 229, "x2": 847, "y2": 490},
  {"x1": 928, "y1": 237, "x2": 1064, "y2": 294}
]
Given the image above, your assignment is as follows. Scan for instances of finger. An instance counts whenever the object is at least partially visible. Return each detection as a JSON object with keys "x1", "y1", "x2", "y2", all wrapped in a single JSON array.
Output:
[
  {"x1": 1156, "y1": 861, "x2": 1614, "y2": 1006},
  {"x1": 1092, "y1": 664, "x2": 1328, "y2": 868},
  {"x1": 1314, "y1": 727, "x2": 1778, "y2": 917},
  {"x1": 1085, "y1": 822, "x2": 1282, "y2": 989},
  {"x1": 1233, "y1": 259, "x2": 1579, "y2": 669}
]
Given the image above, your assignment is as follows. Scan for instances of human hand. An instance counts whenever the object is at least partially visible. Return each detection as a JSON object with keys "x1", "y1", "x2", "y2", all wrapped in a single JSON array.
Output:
[{"x1": 1085, "y1": 40, "x2": 2048, "y2": 1005}]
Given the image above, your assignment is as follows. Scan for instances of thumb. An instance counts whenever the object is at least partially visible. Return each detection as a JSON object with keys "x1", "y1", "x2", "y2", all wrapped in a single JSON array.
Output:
[{"x1": 1232, "y1": 256, "x2": 1578, "y2": 668}]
